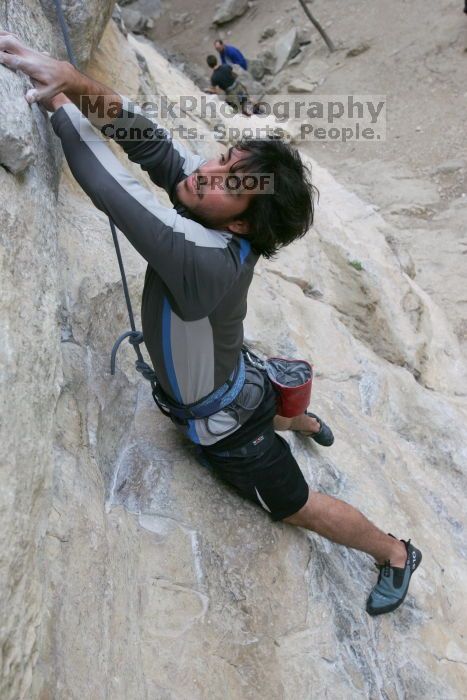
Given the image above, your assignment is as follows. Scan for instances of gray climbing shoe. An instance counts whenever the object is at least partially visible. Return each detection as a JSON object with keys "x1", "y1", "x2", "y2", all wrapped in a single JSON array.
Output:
[
  {"x1": 366, "y1": 537, "x2": 422, "y2": 616},
  {"x1": 298, "y1": 411, "x2": 334, "y2": 446}
]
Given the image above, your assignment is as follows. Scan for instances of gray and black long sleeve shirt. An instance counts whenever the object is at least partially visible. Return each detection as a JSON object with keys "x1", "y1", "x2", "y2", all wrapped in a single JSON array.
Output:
[{"x1": 51, "y1": 98, "x2": 264, "y2": 446}]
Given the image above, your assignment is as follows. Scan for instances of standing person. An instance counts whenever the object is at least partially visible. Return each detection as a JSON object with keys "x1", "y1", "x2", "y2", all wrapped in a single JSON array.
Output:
[
  {"x1": 1, "y1": 31, "x2": 422, "y2": 617},
  {"x1": 214, "y1": 38, "x2": 248, "y2": 70},
  {"x1": 206, "y1": 54, "x2": 250, "y2": 116}
]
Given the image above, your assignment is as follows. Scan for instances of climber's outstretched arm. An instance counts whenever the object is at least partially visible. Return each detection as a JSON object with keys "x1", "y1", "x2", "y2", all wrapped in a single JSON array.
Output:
[
  {"x1": 0, "y1": 31, "x2": 121, "y2": 123},
  {"x1": 0, "y1": 31, "x2": 205, "y2": 193},
  {"x1": 102, "y1": 96, "x2": 206, "y2": 195},
  {"x1": 50, "y1": 102, "x2": 237, "y2": 320},
  {"x1": 39, "y1": 92, "x2": 205, "y2": 196}
]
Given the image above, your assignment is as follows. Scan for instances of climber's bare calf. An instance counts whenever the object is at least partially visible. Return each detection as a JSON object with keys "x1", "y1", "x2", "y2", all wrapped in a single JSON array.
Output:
[
  {"x1": 274, "y1": 412, "x2": 407, "y2": 565},
  {"x1": 283, "y1": 491, "x2": 407, "y2": 567}
]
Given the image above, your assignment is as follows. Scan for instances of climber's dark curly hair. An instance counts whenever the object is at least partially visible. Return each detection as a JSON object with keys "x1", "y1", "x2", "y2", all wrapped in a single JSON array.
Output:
[{"x1": 230, "y1": 139, "x2": 317, "y2": 258}]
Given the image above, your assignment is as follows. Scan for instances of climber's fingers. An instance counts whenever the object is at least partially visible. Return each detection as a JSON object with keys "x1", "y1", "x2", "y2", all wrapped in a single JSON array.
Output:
[
  {"x1": 0, "y1": 49, "x2": 23, "y2": 71},
  {"x1": 0, "y1": 48, "x2": 61, "y2": 105},
  {"x1": 0, "y1": 32, "x2": 26, "y2": 56},
  {"x1": 0, "y1": 34, "x2": 37, "y2": 76},
  {"x1": 0, "y1": 48, "x2": 61, "y2": 100},
  {"x1": 23, "y1": 77, "x2": 62, "y2": 111},
  {"x1": 0, "y1": 34, "x2": 59, "y2": 81},
  {"x1": 0, "y1": 31, "x2": 21, "y2": 47},
  {"x1": 0, "y1": 33, "x2": 71, "y2": 102},
  {"x1": 0, "y1": 33, "x2": 52, "y2": 61},
  {"x1": 25, "y1": 81, "x2": 59, "y2": 105}
]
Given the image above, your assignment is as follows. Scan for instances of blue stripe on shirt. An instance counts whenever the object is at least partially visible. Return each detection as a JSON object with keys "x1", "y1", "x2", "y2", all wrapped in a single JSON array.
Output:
[
  {"x1": 239, "y1": 237, "x2": 251, "y2": 264},
  {"x1": 162, "y1": 296, "x2": 183, "y2": 403},
  {"x1": 162, "y1": 297, "x2": 200, "y2": 443}
]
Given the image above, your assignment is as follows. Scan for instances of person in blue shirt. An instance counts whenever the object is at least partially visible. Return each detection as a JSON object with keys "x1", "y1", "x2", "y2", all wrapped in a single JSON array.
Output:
[{"x1": 214, "y1": 39, "x2": 248, "y2": 70}]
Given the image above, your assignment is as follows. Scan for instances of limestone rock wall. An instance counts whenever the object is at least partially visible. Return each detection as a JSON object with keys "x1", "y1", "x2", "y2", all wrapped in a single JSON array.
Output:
[
  {"x1": 0, "y1": 1, "x2": 114, "y2": 698},
  {"x1": 1, "y1": 5, "x2": 466, "y2": 699}
]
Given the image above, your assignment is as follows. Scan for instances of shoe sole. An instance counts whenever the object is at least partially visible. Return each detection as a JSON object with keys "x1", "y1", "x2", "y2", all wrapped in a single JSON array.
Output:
[{"x1": 366, "y1": 547, "x2": 422, "y2": 616}]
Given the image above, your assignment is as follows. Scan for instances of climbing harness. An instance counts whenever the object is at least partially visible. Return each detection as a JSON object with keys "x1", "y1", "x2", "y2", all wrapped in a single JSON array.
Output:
[{"x1": 153, "y1": 353, "x2": 246, "y2": 423}]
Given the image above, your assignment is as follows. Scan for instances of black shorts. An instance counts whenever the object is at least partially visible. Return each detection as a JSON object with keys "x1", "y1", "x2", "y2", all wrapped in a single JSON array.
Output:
[{"x1": 199, "y1": 377, "x2": 309, "y2": 521}]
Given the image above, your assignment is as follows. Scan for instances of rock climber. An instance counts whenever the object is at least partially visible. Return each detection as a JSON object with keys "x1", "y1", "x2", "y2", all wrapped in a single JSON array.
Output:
[
  {"x1": 0, "y1": 30, "x2": 422, "y2": 616},
  {"x1": 206, "y1": 54, "x2": 250, "y2": 116},
  {"x1": 214, "y1": 38, "x2": 248, "y2": 71}
]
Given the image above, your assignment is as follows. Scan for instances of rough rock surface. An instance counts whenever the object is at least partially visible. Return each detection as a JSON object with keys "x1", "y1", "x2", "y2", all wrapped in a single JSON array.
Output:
[
  {"x1": 119, "y1": 0, "x2": 162, "y2": 35},
  {"x1": 287, "y1": 77, "x2": 317, "y2": 93},
  {"x1": 1, "y1": 5, "x2": 467, "y2": 700},
  {"x1": 248, "y1": 57, "x2": 265, "y2": 81},
  {"x1": 273, "y1": 27, "x2": 301, "y2": 73},
  {"x1": 0, "y1": 2, "x2": 111, "y2": 697},
  {"x1": 120, "y1": 7, "x2": 146, "y2": 33},
  {"x1": 39, "y1": 0, "x2": 114, "y2": 66},
  {"x1": 257, "y1": 47, "x2": 276, "y2": 74},
  {"x1": 0, "y1": 69, "x2": 35, "y2": 173},
  {"x1": 212, "y1": 0, "x2": 249, "y2": 26}
]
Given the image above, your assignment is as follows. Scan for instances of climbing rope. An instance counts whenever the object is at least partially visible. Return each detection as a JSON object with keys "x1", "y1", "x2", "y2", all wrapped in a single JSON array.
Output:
[{"x1": 52, "y1": 0, "x2": 156, "y2": 384}]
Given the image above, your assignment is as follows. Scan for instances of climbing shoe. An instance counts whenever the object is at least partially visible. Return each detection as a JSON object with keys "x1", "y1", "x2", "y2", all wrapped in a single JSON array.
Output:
[
  {"x1": 298, "y1": 411, "x2": 334, "y2": 446},
  {"x1": 366, "y1": 537, "x2": 422, "y2": 616}
]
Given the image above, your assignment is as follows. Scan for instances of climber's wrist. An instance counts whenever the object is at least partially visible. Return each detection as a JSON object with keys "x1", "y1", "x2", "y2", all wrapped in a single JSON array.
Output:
[
  {"x1": 62, "y1": 62, "x2": 87, "y2": 98},
  {"x1": 49, "y1": 93, "x2": 71, "y2": 112},
  {"x1": 63, "y1": 67, "x2": 122, "y2": 124}
]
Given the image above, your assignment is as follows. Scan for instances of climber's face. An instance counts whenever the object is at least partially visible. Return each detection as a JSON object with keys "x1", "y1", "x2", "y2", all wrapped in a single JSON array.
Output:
[{"x1": 176, "y1": 147, "x2": 258, "y2": 236}]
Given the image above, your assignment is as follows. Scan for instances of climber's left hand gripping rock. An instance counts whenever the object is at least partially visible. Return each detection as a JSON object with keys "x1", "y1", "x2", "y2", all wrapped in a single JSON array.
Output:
[{"x1": 0, "y1": 30, "x2": 75, "y2": 105}]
